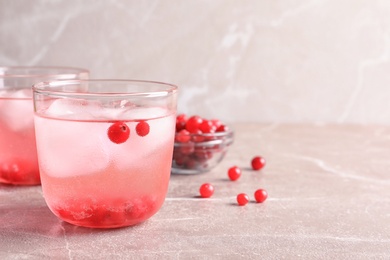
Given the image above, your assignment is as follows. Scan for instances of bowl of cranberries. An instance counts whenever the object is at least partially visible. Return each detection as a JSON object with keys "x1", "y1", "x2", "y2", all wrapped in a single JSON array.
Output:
[{"x1": 172, "y1": 114, "x2": 234, "y2": 174}]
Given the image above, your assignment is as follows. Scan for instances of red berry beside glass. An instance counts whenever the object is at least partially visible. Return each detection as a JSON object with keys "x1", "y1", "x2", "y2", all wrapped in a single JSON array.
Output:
[
  {"x1": 254, "y1": 189, "x2": 268, "y2": 203},
  {"x1": 228, "y1": 166, "x2": 241, "y2": 181},
  {"x1": 251, "y1": 156, "x2": 266, "y2": 170},
  {"x1": 236, "y1": 193, "x2": 249, "y2": 206},
  {"x1": 199, "y1": 183, "x2": 214, "y2": 198}
]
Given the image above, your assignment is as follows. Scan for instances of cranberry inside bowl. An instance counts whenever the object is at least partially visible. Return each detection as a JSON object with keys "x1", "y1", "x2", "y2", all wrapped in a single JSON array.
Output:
[{"x1": 171, "y1": 115, "x2": 234, "y2": 174}]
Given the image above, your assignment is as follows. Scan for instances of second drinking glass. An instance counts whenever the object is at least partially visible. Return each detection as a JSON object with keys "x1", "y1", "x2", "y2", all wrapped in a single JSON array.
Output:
[{"x1": 0, "y1": 67, "x2": 89, "y2": 185}]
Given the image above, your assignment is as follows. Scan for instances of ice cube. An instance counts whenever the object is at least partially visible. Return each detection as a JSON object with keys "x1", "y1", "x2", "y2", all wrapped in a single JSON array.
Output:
[
  {"x1": 34, "y1": 116, "x2": 110, "y2": 178},
  {"x1": 0, "y1": 89, "x2": 34, "y2": 132},
  {"x1": 0, "y1": 90, "x2": 12, "y2": 98},
  {"x1": 0, "y1": 88, "x2": 31, "y2": 98},
  {"x1": 11, "y1": 88, "x2": 32, "y2": 99},
  {"x1": 118, "y1": 106, "x2": 168, "y2": 120},
  {"x1": 98, "y1": 107, "x2": 126, "y2": 120},
  {"x1": 46, "y1": 99, "x2": 101, "y2": 120}
]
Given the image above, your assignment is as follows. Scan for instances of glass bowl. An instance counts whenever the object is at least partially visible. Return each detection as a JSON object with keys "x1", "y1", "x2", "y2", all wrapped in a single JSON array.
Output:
[{"x1": 171, "y1": 128, "x2": 234, "y2": 174}]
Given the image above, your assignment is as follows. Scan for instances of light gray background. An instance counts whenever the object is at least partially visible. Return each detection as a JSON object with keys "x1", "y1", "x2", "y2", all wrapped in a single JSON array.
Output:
[{"x1": 2, "y1": 0, "x2": 390, "y2": 124}]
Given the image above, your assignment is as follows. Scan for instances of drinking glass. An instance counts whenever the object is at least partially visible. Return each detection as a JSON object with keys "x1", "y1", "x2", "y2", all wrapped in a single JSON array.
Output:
[
  {"x1": 0, "y1": 66, "x2": 89, "y2": 185},
  {"x1": 33, "y1": 79, "x2": 178, "y2": 228}
]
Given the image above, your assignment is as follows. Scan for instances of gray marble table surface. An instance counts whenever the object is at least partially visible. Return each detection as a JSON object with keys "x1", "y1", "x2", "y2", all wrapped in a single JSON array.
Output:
[{"x1": 1, "y1": 124, "x2": 389, "y2": 259}]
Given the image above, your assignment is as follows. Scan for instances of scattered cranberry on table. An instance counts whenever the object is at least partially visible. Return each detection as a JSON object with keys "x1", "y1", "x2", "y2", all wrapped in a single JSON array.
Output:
[
  {"x1": 180, "y1": 114, "x2": 269, "y2": 204},
  {"x1": 254, "y1": 189, "x2": 268, "y2": 203},
  {"x1": 251, "y1": 156, "x2": 266, "y2": 170},
  {"x1": 236, "y1": 193, "x2": 249, "y2": 206},
  {"x1": 227, "y1": 166, "x2": 241, "y2": 181},
  {"x1": 199, "y1": 183, "x2": 214, "y2": 198}
]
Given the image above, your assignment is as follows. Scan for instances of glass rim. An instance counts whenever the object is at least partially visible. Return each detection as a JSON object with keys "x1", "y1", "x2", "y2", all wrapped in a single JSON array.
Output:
[
  {"x1": 0, "y1": 66, "x2": 89, "y2": 79},
  {"x1": 32, "y1": 79, "x2": 178, "y2": 98}
]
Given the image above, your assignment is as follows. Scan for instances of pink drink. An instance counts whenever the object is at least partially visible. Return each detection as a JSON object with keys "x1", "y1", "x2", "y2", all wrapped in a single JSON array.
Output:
[
  {"x1": 0, "y1": 66, "x2": 89, "y2": 185},
  {"x1": 33, "y1": 80, "x2": 178, "y2": 228},
  {"x1": 0, "y1": 89, "x2": 39, "y2": 184}
]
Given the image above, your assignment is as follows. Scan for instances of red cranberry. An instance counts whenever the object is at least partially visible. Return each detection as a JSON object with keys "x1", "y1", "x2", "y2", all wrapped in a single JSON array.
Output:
[
  {"x1": 228, "y1": 166, "x2": 241, "y2": 181},
  {"x1": 185, "y1": 116, "x2": 203, "y2": 133},
  {"x1": 216, "y1": 124, "x2": 228, "y2": 132},
  {"x1": 199, "y1": 183, "x2": 214, "y2": 198},
  {"x1": 254, "y1": 189, "x2": 268, "y2": 203},
  {"x1": 173, "y1": 152, "x2": 186, "y2": 166},
  {"x1": 185, "y1": 158, "x2": 197, "y2": 169},
  {"x1": 175, "y1": 129, "x2": 191, "y2": 143},
  {"x1": 199, "y1": 120, "x2": 214, "y2": 133},
  {"x1": 179, "y1": 142, "x2": 195, "y2": 155},
  {"x1": 251, "y1": 156, "x2": 266, "y2": 170},
  {"x1": 191, "y1": 130, "x2": 205, "y2": 142},
  {"x1": 236, "y1": 193, "x2": 249, "y2": 206},
  {"x1": 211, "y1": 119, "x2": 222, "y2": 129},
  {"x1": 194, "y1": 148, "x2": 213, "y2": 160},
  {"x1": 176, "y1": 114, "x2": 188, "y2": 132},
  {"x1": 136, "y1": 121, "x2": 150, "y2": 137},
  {"x1": 107, "y1": 122, "x2": 130, "y2": 144}
]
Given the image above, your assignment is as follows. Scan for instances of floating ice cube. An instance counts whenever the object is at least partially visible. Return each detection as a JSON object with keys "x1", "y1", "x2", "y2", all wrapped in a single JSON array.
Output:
[
  {"x1": 46, "y1": 99, "x2": 102, "y2": 120},
  {"x1": 117, "y1": 106, "x2": 168, "y2": 120},
  {"x1": 34, "y1": 116, "x2": 110, "y2": 178},
  {"x1": 0, "y1": 89, "x2": 32, "y2": 98},
  {"x1": 98, "y1": 107, "x2": 126, "y2": 120},
  {"x1": 0, "y1": 89, "x2": 34, "y2": 132},
  {"x1": 0, "y1": 90, "x2": 12, "y2": 98},
  {"x1": 45, "y1": 98, "x2": 172, "y2": 122},
  {"x1": 11, "y1": 88, "x2": 32, "y2": 99}
]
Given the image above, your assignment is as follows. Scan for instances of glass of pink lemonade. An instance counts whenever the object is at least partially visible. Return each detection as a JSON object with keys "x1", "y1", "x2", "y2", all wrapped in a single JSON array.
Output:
[
  {"x1": 33, "y1": 80, "x2": 178, "y2": 228},
  {"x1": 0, "y1": 67, "x2": 89, "y2": 185}
]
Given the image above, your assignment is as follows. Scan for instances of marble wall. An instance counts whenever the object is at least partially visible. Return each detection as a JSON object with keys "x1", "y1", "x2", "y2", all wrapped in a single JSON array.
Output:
[{"x1": 1, "y1": 0, "x2": 390, "y2": 124}]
